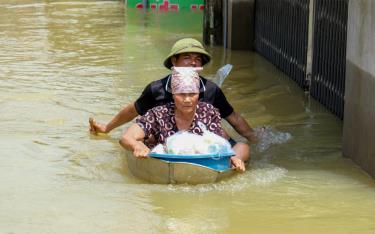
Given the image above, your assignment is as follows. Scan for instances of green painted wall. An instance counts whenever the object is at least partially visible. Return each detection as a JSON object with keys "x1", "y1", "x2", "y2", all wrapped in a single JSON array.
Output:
[{"x1": 127, "y1": 0, "x2": 204, "y2": 10}]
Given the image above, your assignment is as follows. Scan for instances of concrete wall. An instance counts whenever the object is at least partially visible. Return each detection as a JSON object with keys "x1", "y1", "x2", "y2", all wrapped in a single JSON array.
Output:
[
  {"x1": 203, "y1": 0, "x2": 255, "y2": 49},
  {"x1": 343, "y1": 0, "x2": 375, "y2": 177},
  {"x1": 227, "y1": 0, "x2": 255, "y2": 50}
]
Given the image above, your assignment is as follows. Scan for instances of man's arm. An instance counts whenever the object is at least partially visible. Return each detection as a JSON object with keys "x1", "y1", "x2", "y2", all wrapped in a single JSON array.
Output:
[
  {"x1": 225, "y1": 111, "x2": 258, "y2": 143},
  {"x1": 89, "y1": 102, "x2": 138, "y2": 134}
]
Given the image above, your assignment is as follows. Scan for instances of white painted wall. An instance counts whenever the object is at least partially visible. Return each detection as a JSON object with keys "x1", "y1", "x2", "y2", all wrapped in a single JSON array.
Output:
[{"x1": 346, "y1": 0, "x2": 375, "y2": 76}]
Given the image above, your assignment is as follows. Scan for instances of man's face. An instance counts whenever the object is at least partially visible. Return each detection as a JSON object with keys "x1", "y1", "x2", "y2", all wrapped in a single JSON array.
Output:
[{"x1": 171, "y1": 52, "x2": 203, "y2": 67}]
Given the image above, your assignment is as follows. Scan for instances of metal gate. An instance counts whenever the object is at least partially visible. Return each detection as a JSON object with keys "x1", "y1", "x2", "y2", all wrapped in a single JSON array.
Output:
[
  {"x1": 254, "y1": 0, "x2": 310, "y2": 87},
  {"x1": 310, "y1": 0, "x2": 348, "y2": 119}
]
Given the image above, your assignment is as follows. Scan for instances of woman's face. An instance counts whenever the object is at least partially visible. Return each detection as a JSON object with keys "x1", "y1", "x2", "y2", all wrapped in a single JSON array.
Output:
[{"x1": 173, "y1": 93, "x2": 199, "y2": 114}]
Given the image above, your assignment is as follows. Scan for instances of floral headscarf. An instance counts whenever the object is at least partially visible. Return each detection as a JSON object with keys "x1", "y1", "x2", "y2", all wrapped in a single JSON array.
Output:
[{"x1": 171, "y1": 67, "x2": 201, "y2": 94}]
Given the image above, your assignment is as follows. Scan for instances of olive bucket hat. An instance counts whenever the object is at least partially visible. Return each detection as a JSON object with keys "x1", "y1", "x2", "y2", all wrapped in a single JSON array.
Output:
[{"x1": 163, "y1": 38, "x2": 212, "y2": 69}]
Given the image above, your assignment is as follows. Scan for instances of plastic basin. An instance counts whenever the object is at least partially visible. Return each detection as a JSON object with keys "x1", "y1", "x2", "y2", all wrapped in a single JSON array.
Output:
[{"x1": 149, "y1": 152, "x2": 233, "y2": 171}]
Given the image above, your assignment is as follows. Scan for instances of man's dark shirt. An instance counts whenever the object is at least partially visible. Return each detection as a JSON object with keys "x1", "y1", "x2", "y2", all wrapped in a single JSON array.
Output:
[{"x1": 134, "y1": 75, "x2": 234, "y2": 118}]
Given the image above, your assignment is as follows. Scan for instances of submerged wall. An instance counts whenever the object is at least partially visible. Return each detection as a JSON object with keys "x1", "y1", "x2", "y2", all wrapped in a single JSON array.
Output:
[{"x1": 343, "y1": 0, "x2": 375, "y2": 177}]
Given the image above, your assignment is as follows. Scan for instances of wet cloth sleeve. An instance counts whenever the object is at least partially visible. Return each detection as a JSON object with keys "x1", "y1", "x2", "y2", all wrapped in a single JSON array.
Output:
[
  {"x1": 135, "y1": 104, "x2": 176, "y2": 145},
  {"x1": 135, "y1": 108, "x2": 159, "y2": 138},
  {"x1": 196, "y1": 102, "x2": 226, "y2": 138}
]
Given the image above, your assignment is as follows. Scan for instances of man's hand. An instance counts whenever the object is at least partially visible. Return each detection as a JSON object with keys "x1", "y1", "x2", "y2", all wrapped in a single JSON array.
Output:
[
  {"x1": 225, "y1": 112, "x2": 258, "y2": 143},
  {"x1": 89, "y1": 117, "x2": 108, "y2": 135},
  {"x1": 247, "y1": 131, "x2": 259, "y2": 143}
]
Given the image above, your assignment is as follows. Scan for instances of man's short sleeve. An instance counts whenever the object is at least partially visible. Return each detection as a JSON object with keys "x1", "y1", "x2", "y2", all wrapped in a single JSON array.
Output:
[
  {"x1": 212, "y1": 86, "x2": 234, "y2": 118},
  {"x1": 134, "y1": 83, "x2": 154, "y2": 116},
  {"x1": 134, "y1": 76, "x2": 172, "y2": 116},
  {"x1": 200, "y1": 78, "x2": 234, "y2": 118}
]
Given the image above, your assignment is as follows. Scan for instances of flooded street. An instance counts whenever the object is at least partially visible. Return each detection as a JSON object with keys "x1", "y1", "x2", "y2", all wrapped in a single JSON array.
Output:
[{"x1": 1, "y1": 1, "x2": 375, "y2": 233}]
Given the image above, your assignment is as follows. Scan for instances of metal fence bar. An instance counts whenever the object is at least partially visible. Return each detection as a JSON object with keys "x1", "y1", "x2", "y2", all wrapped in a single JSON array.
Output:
[
  {"x1": 254, "y1": 0, "x2": 348, "y2": 119},
  {"x1": 310, "y1": 0, "x2": 348, "y2": 119},
  {"x1": 255, "y1": 0, "x2": 310, "y2": 88}
]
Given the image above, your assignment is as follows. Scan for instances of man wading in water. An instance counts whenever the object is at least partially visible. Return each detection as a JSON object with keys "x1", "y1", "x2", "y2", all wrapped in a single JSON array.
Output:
[{"x1": 89, "y1": 38, "x2": 257, "y2": 171}]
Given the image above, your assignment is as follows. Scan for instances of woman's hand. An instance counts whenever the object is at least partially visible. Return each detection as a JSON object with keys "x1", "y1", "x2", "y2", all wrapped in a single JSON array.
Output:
[
  {"x1": 133, "y1": 141, "x2": 150, "y2": 158},
  {"x1": 230, "y1": 156, "x2": 246, "y2": 172},
  {"x1": 120, "y1": 124, "x2": 149, "y2": 158}
]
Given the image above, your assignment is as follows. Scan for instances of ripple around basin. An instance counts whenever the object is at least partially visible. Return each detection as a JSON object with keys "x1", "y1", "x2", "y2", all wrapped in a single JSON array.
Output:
[{"x1": 159, "y1": 164, "x2": 288, "y2": 194}]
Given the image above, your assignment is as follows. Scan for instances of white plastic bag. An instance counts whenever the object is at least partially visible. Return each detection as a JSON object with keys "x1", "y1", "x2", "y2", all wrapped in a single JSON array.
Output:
[
  {"x1": 165, "y1": 131, "x2": 207, "y2": 155},
  {"x1": 151, "y1": 122, "x2": 234, "y2": 155},
  {"x1": 151, "y1": 143, "x2": 166, "y2": 154},
  {"x1": 198, "y1": 122, "x2": 233, "y2": 155}
]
